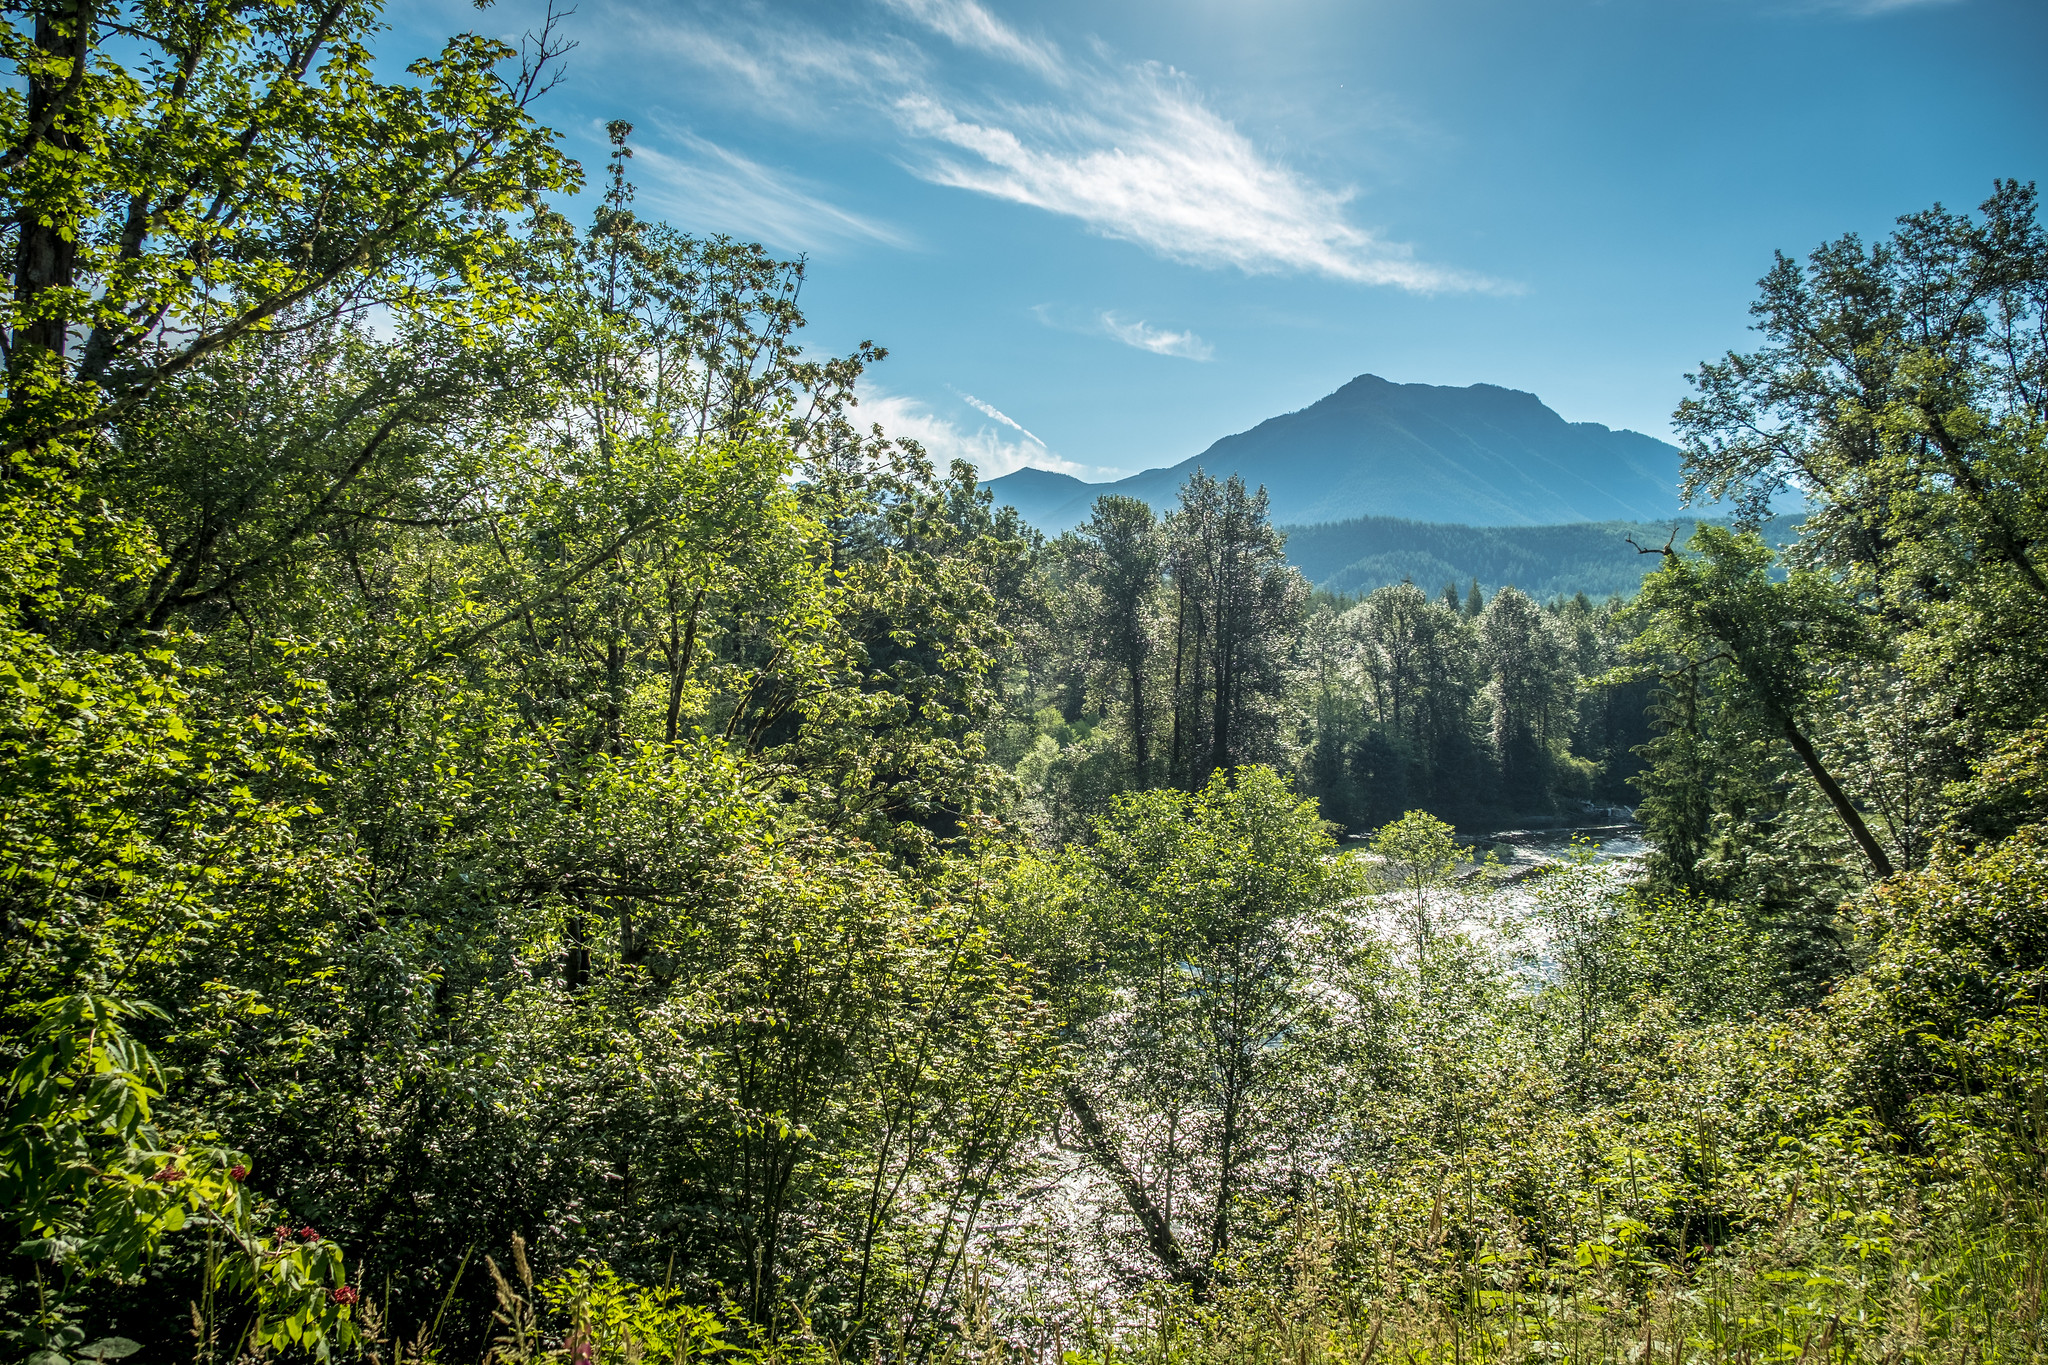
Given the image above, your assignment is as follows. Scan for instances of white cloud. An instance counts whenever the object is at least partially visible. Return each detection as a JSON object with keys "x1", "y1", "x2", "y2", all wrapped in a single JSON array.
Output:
[
  {"x1": 858, "y1": 389, "x2": 1124, "y2": 479},
  {"x1": 630, "y1": 2, "x2": 1490, "y2": 292},
  {"x1": 1098, "y1": 312, "x2": 1213, "y2": 361},
  {"x1": 628, "y1": 129, "x2": 910, "y2": 252},
  {"x1": 894, "y1": 74, "x2": 1488, "y2": 290},
  {"x1": 623, "y1": 11, "x2": 913, "y2": 104},
  {"x1": 875, "y1": 0, "x2": 1063, "y2": 79},
  {"x1": 952, "y1": 388, "x2": 1048, "y2": 445}
]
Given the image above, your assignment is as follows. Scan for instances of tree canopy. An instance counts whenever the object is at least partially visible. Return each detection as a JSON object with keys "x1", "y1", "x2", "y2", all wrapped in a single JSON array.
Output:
[{"x1": 4, "y1": 8, "x2": 2048, "y2": 1361}]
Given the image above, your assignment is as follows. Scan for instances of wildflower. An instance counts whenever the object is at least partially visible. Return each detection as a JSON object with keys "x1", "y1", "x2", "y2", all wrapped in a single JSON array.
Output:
[
  {"x1": 299, "y1": 1226, "x2": 319, "y2": 1241},
  {"x1": 275, "y1": 1225, "x2": 292, "y2": 1240},
  {"x1": 567, "y1": 1333, "x2": 595, "y2": 1365},
  {"x1": 150, "y1": 1167, "x2": 186, "y2": 1183},
  {"x1": 228, "y1": 1165, "x2": 249, "y2": 1182},
  {"x1": 331, "y1": 1285, "x2": 359, "y2": 1305}
]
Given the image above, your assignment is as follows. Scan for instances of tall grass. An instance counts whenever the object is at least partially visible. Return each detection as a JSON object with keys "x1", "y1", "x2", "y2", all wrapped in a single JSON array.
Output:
[{"x1": 1061, "y1": 1176, "x2": 2047, "y2": 1365}]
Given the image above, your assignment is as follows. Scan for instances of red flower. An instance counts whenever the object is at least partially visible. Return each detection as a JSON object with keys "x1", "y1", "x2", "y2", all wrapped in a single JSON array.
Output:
[
  {"x1": 228, "y1": 1165, "x2": 249, "y2": 1182},
  {"x1": 150, "y1": 1167, "x2": 186, "y2": 1183},
  {"x1": 331, "y1": 1284, "x2": 359, "y2": 1305},
  {"x1": 299, "y1": 1226, "x2": 318, "y2": 1241},
  {"x1": 275, "y1": 1224, "x2": 292, "y2": 1240}
]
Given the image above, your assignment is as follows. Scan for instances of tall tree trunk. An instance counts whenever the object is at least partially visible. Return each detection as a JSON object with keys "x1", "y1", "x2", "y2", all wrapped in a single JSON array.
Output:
[
  {"x1": 1210, "y1": 582, "x2": 1237, "y2": 780},
  {"x1": 1128, "y1": 651, "x2": 1149, "y2": 785},
  {"x1": 1209, "y1": 631, "x2": 1231, "y2": 779},
  {"x1": 1776, "y1": 712, "x2": 1895, "y2": 878},
  {"x1": 1210, "y1": 1077, "x2": 1241, "y2": 1262},
  {"x1": 1170, "y1": 574, "x2": 1186, "y2": 785},
  {"x1": 666, "y1": 584, "x2": 705, "y2": 745},
  {"x1": 604, "y1": 636, "x2": 625, "y2": 754},
  {"x1": 564, "y1": 914, "x2": 590, "y2": 991},
  {"x1": 12, "y1": 10, "x2": 88, "y2": 386},
  {"x1": 1715, "y1": 625, "x2": 1897, "y2": 880},
  {"x1": 1064, "y1": 1085, "x2": 1208, "y2": 1298}
]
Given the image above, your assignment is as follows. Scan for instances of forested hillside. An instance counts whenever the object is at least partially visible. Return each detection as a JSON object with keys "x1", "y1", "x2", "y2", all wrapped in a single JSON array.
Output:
[
  {"x1": 1277, "y1": 516, "x2": 1732, "y2": 600},
  {"x1": 4, "y1": 7, "x2": 2047, "y2": 1365}
]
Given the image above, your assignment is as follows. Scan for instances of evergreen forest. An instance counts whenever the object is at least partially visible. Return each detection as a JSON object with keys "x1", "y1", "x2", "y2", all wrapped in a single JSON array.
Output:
[
  {"x1": 4, "y1": 7, "x2": 2048, "y2": 1364},
  {"x1": 1275, "y1": 516, "x2": 1744, "y2": 603}
]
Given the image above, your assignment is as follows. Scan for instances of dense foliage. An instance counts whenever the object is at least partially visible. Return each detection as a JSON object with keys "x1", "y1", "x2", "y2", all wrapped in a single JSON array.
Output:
[
  {"x1": 3, "y1": 5, "x2": 2045, "y2": 1363},
  {"x1": 997, "y1": 487, "x2": 1651, "y2": 841}
]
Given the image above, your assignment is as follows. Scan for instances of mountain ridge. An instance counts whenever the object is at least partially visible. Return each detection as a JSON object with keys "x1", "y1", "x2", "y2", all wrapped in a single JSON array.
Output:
[{"x1": 986, "y1": 374, "x2": 1686, "y2": 532}]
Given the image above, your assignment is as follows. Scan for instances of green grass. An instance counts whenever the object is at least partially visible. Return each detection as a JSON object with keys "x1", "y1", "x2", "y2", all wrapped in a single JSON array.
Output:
[{"x1": 1059, "y1": 1176, "x2": 2047, "y2": 1365}]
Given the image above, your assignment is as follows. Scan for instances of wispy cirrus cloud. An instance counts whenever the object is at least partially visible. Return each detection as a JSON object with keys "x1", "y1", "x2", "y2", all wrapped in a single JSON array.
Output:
[
  {"x1": 876, "y1": 0, "x2": 1063, "y2": 78},
  {"x1": 858, "y1": 389, "x2": 1122, "y2": 479},
  {"x1": 1800, "y1": 0, "x2": 1961, "y2": 12},
  {"x1": 635, "y1": 0, "x2": 1492, "y2": 292},
  {"x1": 1031, "y1": 303, "x2": 1216, "y2": 361},
  {"x1": 1098, "y1": 312, "x2": 1214, "y2": 361},
  {"x1": 951, "y1": 388, "x2": 1048, "y2": 445},
  {"x1": 618, "y1": 15, "x2": 916, "y2": 116},
  {"x1": 893, "y1": 73, "x2": 1487, "y2": 290},
  {"x1": 631, "y1": 128, "x2": 910, "y2": 252}
]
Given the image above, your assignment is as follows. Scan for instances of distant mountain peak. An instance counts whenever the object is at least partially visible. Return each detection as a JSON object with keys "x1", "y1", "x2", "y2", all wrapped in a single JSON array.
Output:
[
  {"x1": 985, "y1": 373, "x2": 1683, "y2": 533},
  {"x1": 984, "y1": 465, "x2": 1079, "y2": 489}
]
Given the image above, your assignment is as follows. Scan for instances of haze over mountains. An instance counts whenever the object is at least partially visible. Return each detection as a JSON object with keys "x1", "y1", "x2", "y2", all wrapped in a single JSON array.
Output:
[{"x1": 986, "y1": 374, "x2": 1688, "y2": 534}]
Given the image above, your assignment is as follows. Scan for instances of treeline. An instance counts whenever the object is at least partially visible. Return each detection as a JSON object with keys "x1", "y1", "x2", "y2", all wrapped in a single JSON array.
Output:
[
  {"x1": 994, "y1": 479, "x2": 1650, "y2": 841},
  {"x1": 1278, "y1": 513, "x2": 1732, "y2": 600},
  {"x1": 5, "y1": 5, "x2": 2048, "y2": 1364}
]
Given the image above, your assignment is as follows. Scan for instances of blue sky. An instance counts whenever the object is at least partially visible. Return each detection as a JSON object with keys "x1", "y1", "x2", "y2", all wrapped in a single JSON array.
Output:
[{"x1": 404, "y1": 0, "x2": 2045, "y2": 482}]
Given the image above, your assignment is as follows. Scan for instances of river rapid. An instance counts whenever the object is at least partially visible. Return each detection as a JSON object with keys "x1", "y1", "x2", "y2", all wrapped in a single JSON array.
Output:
[{"x1": 1344, "y1": 819, "x2": 1652, "y2": 978}]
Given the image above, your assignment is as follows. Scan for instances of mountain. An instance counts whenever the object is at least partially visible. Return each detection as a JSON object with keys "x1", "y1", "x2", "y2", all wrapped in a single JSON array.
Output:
[{"x1": 985, "y1": 374, "x2": 1686, "y2": 533}]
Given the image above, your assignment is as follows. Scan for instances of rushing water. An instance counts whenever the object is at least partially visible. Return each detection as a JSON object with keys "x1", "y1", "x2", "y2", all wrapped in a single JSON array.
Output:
[
  {"x1": 1005, "y1": 821, "x2": 1659, "y2": 1312},
  {"x1": 1483, "y1": 822, "x2": 1648, "y2": 864},
  {"x1": 1344, "y1": 821, "x2": 1652, "y2": 977}
]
